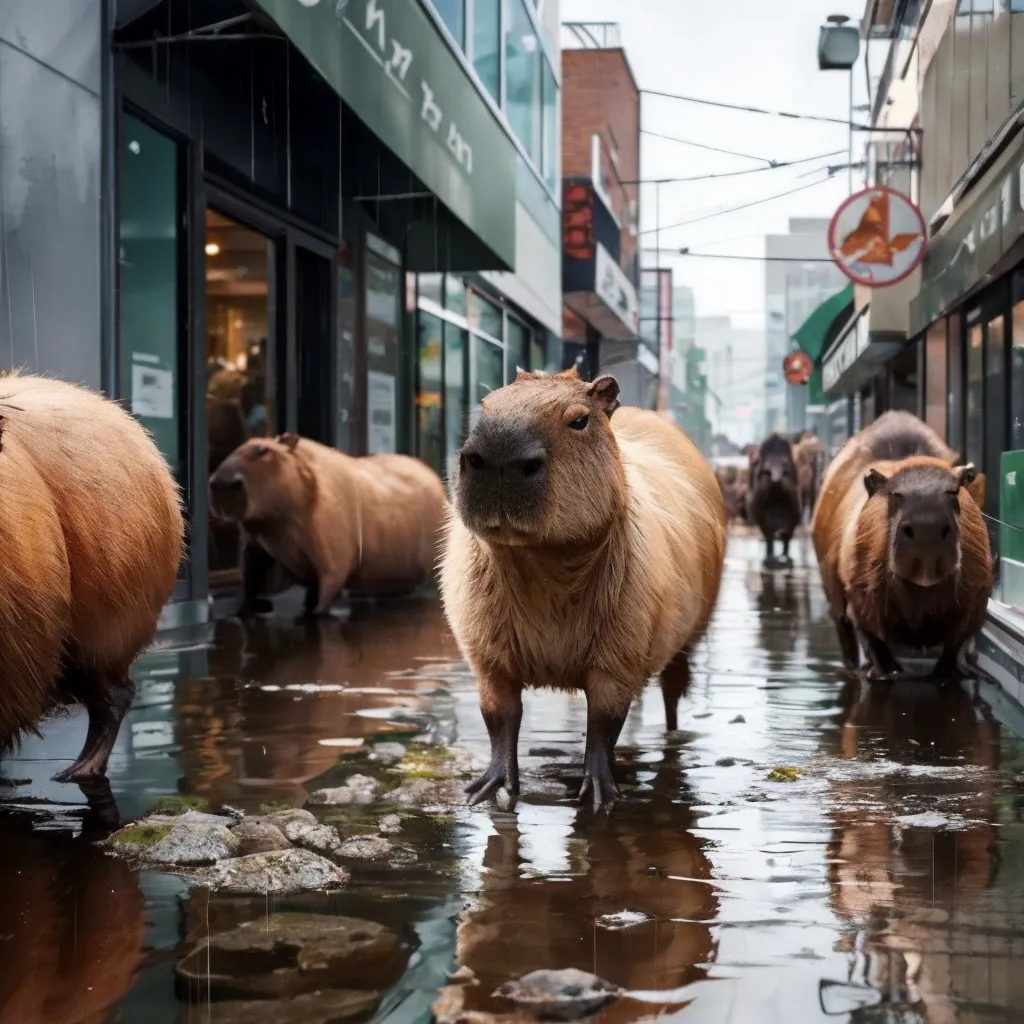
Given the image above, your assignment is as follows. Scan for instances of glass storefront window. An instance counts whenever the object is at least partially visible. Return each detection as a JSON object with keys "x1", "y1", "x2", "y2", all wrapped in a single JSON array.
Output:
[
  {"x1": 433, "y1": 0, "x2": 464, "y2": 46},
  {"x1": 365, "y1": 240, "x2": 402, "y2": 454},
  {"x1": 468, "y1": 290, "x2": 502, "y2": 339},
  {"x1": 985, "y1": 315, "x2": 1006, "y2": 513},
  {"x1": 417, "y1": 311, "x2": 444, "y2": 476},
  {"x1": 542, "y1": 59, "x2": 559, "y2": 194},
  {"x1": 966, "y1": 319, "x2": 984, "y2": 468},
  {"x1": 205, "y1": 208, "x2": 274, "y2": 582},
  {"x1": 119, "y1": 115, "x2": 181, "y2": 481},
  {"x1": 473, "y1": 336, "x2": 504, "y2": 427},
  {"x1": 444, "y1": 323, "x2": 468, "y2": 482},
  {"x1": 948, "y1": 317, "x2": 964, "y2": 454},
  {"x1": 471, "y1": 0, "x2": 501, "y2": 103},
  {"x1": 418, "y1": 272, "x2": 444, "y2": 308},
  {"x1": 506, "y1": 316, "x2": 529, "y2": 383},
  {"x1": 445, "y1": 274, "x2": 467, "y2": 318},
  {"x1": 506, "y1": 0, "x2": 541, "y2": 161},
  {"x1": 925, "y1": 318, "x2": 947, "y2": 440},
  {"x1": 1013, "y1": 299, "x2": 1024, "y2": 449}
]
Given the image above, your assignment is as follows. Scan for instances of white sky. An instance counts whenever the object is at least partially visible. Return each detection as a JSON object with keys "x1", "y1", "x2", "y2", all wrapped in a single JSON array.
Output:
[{"x1": 559, "y1": 0, "x2": 867, "y2": 329}]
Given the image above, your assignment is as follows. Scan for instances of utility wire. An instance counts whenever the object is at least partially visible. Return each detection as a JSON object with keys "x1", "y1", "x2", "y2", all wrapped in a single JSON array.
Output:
[
  {"x1": 641, "y1": 88, "x2": 857, "y2": 127},
  {"x1": 637, "y1": 173, "x2": 836, "y2": 235},
  {"x1": 641, "y1": 128, "x2": 781, "y2": 165},
  {"x1": 628, "y1": 149, "x2": 847, "y2": 184},
  {"x1": 644, "y1": 251, "x2": 837, "y2": 262}
]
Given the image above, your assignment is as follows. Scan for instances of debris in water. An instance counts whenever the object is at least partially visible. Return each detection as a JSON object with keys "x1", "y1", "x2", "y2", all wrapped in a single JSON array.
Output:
[
  {"x1": 729, "y1": 715, "x2": 746, "y2": 724},
  {"x1": 377, "y1": 813, "x2": 403, "y2": 834},
  {"x1": 895, "y1": 811, "x2": 974, "y2": 830},
  {"x1": 767, "y1": 766, "x2": 805, "y2": 783},
  {"x1": 494, "y1": 968, "x2": 621, "y2": 1020},
  {"x1": 596, "y1": 910, "x2": 652, "y2": 930},
  {"x1": 308, "y1": 774, "x2": 380, "y2": 806}
]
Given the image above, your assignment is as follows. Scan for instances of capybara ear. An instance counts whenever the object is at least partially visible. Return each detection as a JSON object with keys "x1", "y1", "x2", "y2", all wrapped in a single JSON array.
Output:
[
  {"x1": 514, "y1": 367, "x2": 530, "y2": 382},
  {"x1": 277, "y1": 433, "x2": 300, "y2": 453},
  {"x1": 588, "y1": 375, "x2": 620, "y2": 417},
  {"x1": 864, "y1": 468, "x2": 888, "y2": 497},
  {"x1": 556, "y1": 365, "x2": 580, "y2": 380},
  {"x1": 952, "y1": 462, "x2": 977, "y2": 487},
  {"x1": 957, "y1": 465, "x2": 986, "y2": 507}
]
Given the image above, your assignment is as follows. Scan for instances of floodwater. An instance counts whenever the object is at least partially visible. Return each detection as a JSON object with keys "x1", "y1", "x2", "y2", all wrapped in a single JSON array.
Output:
[{"x1": 3, "y1": 529, "x2": 1024, "y2": 1022}]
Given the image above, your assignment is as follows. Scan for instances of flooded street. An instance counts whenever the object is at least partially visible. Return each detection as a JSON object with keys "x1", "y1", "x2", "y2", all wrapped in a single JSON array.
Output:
[{"x1": 3, "y1": 528, "x2": 1024, "y2": 1022}]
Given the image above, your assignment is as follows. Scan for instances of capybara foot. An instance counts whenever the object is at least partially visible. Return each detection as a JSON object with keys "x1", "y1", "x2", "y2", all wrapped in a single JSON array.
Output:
[
  {"x1": 932, "y1": 643, "x2": 976, "y2": 681},
  {"x1": 53, "y1": 675, "x2": 134, "y2": 784},
  {"x1": 578, "y1": 746, "x2": 619, "y2": 811},
  {"x1": 237, "y1": 597, "x2": 273, "y2": 618},
  {"x1": 864, "y1": 665, "x2": 900, "y2": 684},
  {"x1": 54, "y1": 758, "x2": 108, "y2": 783},
  {"x1": 466, "y1": 763, "x2": 518, "y2": 809},
  {"x1": 661, "y1": 651, "x2": 692, "y2": 732},
  {"x1": 836, "y1": 616, "x2": 860, "y2": 670}
]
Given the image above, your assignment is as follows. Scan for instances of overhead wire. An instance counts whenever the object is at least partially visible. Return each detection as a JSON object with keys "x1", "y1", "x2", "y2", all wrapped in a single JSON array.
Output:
[
  {"x1": 632, "y1": 148, "x2": 848, "y2": 184},
  {"x1": 641, "y1": 87, "x2": 857, "y2": 127}
]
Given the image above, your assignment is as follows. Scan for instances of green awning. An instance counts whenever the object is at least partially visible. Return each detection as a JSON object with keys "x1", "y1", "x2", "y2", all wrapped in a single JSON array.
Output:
[
  {"x1": 792, "y1": 283, "x2": 854, "y2": 408},
  {"x1": 793, "y1": 283, "x2": 855, "y2": 360}
]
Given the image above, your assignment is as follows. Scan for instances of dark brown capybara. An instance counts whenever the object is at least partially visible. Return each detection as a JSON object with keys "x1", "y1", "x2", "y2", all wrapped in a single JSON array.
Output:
[
  {"x1": 811, "y1": 410, "x2": 991, "y2": 679},
  {"x1": 440, "y1": 367, "x2": 727, "y2": 810},
  {"x1": 747, "y1": 433, "x2": 801, "y2": 563},
  {"x1": 0, "y1": 372, "x2": 183, "y2": 781},
  {"x1": 209, "y1": 433, "x2": 448, "y2": 617}
]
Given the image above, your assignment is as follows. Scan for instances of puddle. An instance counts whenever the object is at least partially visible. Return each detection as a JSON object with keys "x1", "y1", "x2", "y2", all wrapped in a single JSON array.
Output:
[{"x1": 3, "y1": 533, "x2": 1024, "y2": 1021}]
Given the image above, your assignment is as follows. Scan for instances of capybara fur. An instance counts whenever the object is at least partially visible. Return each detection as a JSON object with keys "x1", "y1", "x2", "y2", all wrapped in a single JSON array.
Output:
[
  {"x1": 747, "y1": 433, "x2": 801, "y2": 561},
  {"x1": 794, "y1": 434, "x2": 823, "y2": 522},
  {"x1": 440, "y1": 367, "x2": 727, "y2": 809},
  {"x1": 0, "y1": 372, "x2": 183, "y2": 781},
  {"x1": 715, "y1": 464, "x2": 748, "y2": 522},
  {"x1": 811, "y1": 410, "x2": 991, "y2": 678},
  {"x1": 209, "y1": 434, "x2": 448, "y2": 616}
]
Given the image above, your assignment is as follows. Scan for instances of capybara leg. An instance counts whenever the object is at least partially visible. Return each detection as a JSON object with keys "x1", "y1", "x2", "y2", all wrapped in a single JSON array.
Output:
[
  {"x1": 54, "y1": 674, "x2": 135, "y2": 782},
  {"x1": 765, "y1": 537, "x2": 775, "y2": 561},
  {"x1": 861, "y1": 631, "x2": 902, "y2": 681},
  {"x1": 466, "y1": 680, "x2": 523, "y2": 809},
  {"x1": 933, "y1": 641, "x2": 975, "y2": 680},
  {"x1": 835, "y1": 615, "x2": 860, "y2": 670},
  {"x1": 238, "y1": 542, "x2": 275, "y2": 617},
  {"x1": 661, "y1": 651, "x2": 693, "y2": 732},
  {"x1": 579, "y1": 699, "x2": 628, "y2": 811},
  {"x1": 313, "y1": 570, "x2": 348, "y2": 616},
  {"x1": 781, "y1": 536, "x2": 792, "y2": 560}
]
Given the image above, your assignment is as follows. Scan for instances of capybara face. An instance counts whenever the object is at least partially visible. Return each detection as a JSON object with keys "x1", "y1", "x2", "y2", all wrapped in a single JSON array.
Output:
[
  {"x1": 209, "y1": 434, "x2": 307, "y2": 523},
  {"x1": 453, "y1": 368, "x2": 623, "y2": 545},
  {"x1": 864, "y1": 461, "x2": 977, "y2": 587},
  {"x1": 754, "y1": 437, "x2": 796, "y2": 487}
]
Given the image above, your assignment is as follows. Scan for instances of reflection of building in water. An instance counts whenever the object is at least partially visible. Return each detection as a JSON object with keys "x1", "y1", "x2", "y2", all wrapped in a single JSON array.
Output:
[
  {"x1": 822, "y1": 681, "x2": 1024, "y2": 1017},
  {"x1": 0, "y1": 816, "x2": 146, "y2": 1024},
  {"x1": 435, "y1": 760, "x2": 717, "y2": 1023},
  {"x1": 174, "y1": 602, "x2": 459, "y2": 808}
]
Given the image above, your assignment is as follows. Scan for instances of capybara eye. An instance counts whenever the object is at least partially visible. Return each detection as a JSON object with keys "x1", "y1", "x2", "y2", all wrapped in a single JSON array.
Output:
[
  {"x1": 252, "y1": 445, "x2": 269, "y2": 458},
  {"x1": 568, "y1": 414, "x2": 589, "y2": 431}
]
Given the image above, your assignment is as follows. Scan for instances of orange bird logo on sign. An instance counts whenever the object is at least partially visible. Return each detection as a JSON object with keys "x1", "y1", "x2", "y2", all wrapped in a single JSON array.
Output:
[{"x1": 828, "y1": 186, "x2": 926, "y2": 288}]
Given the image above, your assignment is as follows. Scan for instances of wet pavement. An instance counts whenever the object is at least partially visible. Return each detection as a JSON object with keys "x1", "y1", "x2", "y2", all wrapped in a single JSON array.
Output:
[{"x1": 4, "y1": 528, "x2": 1024, "y2": 1022}]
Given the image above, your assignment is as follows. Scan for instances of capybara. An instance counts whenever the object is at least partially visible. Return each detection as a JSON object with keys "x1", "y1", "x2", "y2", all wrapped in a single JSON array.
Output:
[
  {"x1": 794, "y1": 433, "x2": 823, "y2": 522},
  {"x1": 0, "y1": 372, "x2": 183, "y2": 781},
  {"x1": 811, "y1": 410, "x2": 991, "y2": 678},
  {"x1": 714, "y1": 464, "x2": 747, "y2": 522},
  {"x1": 208, "y1": 434, "x2": 448, "y2": 616},
  {"x1": 440, "y1": 367, "x2": 727, "y2": 809},
  {"x1": 747, "y1": 433, "x2": 801, "y2": 562}
]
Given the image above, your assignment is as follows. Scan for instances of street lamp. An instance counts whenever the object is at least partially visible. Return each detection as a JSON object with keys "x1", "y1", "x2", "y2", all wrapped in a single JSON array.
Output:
[{"x1": 818, "y1": 14, "x2": 860, "y2": 194}]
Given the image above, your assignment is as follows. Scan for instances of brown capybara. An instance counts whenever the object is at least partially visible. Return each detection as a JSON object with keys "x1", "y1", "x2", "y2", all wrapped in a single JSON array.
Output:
[
  {"x1": 440, "y1": 367, "x2": 727, "y2": 809},
  {"x1": 714, "y1": 464, "x2": 746, "y2": 522},
  {"x1": 747, "y1": 433, "x2": 801, "y2": 563},
  {"x1": 208, "y1": 434, "x2": 448, "y2": 616},
  {"x1": 0, "y1": 373, "x2": 183, "y2": 781},
  {"x1": 811, "y1": 410, "x2": 991, "y2": 679},
  {"x1": 794, "y1": 433, "x2": 823, "y2": 522}
]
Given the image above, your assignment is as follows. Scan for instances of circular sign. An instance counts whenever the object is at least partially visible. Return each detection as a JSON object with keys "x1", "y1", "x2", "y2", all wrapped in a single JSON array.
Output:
[
  {"x1": 783, "y1": 351, "x2": 813, "y2": 385},
  {"x1": 827, "y1": 185, "x2": 926, "y2": 288}
]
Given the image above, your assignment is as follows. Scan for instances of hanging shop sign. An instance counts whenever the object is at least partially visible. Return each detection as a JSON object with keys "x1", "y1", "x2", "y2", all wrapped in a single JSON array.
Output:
[
  {"x1": 828, "y1": 185, "x2": 927, "y2": 288},
  {"x1": 783, "y1": 350, "x2": 813, "y2": 386}
]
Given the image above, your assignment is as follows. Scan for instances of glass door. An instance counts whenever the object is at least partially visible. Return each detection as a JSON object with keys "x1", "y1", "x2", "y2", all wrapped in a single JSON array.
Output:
[
  {"x1": 295, "y1": 245, "x2": 333, "y2": 444},
  {"x1": 205, "y1": 207, "x2": 276, "y2": 587},
  {"x1": 364, "y1": 235, "x2": 401, "y2": 454}
]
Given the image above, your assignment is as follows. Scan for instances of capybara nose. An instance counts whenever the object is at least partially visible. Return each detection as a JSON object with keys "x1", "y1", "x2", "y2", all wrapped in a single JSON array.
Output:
[
  {"x1": 460, "y1": 420, "x2": 547, "y2": 481},
  {"x1": 209, "y1": 470, "x2": 244, "y2": 492},
  {"x1": 898, "y1": 513, "x2": 951, "y2": 549},
  {"x1": 461, "y1": 446, "x2": 546, "y2": 480}
]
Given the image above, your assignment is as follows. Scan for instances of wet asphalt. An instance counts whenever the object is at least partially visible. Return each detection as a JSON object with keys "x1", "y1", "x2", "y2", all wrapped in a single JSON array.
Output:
[{"x1": 3, "y1": 527, "x2": 1024, "y2": 1022}]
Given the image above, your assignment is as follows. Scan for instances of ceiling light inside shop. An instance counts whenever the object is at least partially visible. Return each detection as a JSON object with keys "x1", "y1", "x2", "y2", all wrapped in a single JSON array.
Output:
[
  {"x1": 128, "y1": 140, "x2": 140, "y2": 155},
  {"x1": 205, "y1": 242, "x2": 220, "y2": 256}
]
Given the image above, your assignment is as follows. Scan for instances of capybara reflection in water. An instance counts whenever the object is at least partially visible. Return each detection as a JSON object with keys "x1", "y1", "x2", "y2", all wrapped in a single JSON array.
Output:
[
  {"x1": 747, "y1": 433, "x2": 801, "y2": 563},
  {"x1": 441, "y1": 367, "x2": 727, "y2": 809},
  {"x1": 209, "y1": 434, "x2": 448, "y2": 617},
  {"x1": 811, "y1": 410, "x2": 991, "y2": 678},
  {"x1": 0, "y1": 373, "x2": 183, "y2": 780}
]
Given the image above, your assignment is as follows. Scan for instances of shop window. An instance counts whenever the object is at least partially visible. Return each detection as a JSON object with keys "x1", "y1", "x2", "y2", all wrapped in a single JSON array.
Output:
[
  {"x1": 985, "y1": 315, "x2": 1007, "y2": 514},
  {"x1": 531, "y1": 329, "x2": 560, "y2": 374},
  {"x1": 418, "y1": 273, "x2": 444, "y2": 308},
  {"x1": 417, "y1": 311, "x2": 444, "y2": 476},
  {"x1": 506, "y1": 0, "x2": 541, "y2": 162},
  {"x1": 966, "y1": 320, "x2": 984, "y2": 468},
  {"x1": 1013, "y1": 0, "x2": 1024, "y2": 11},
  {"x1": 468, "y1": 290, "x2": 502, "y2": 339},
  {"x1": 472, "y1": 336, "x2": 504, "y2": 427},
  {"x1": 1014, "y1": 298, "x2": 1024, "y2": 448},
  {"x1": 205, "y1": 208, "x2": 275, "y2": 583},
  {"x1": 365, "y1": 240, "x2": 402, "y2": 454},
  {"x1": 471, "y1": 0, "x2": 501, "y2": 102},
  {"x1": 445, "y1": 323, "x2": 468, "y2": 482},
  {"x1": 119, "y1": 115, "x2": 183, "y2": 485},
  {"x1": 948, "y1": 318, "x2": 964, "y2": 454},
  {"x1": 336, "y1": 246, "x2": 356, "y2": 454},
  {"x1": 541, "y1": 59, "x2": 559, "y2": 194},
  {"x1": 433, "y1": 0, "x2": 465, "y2": 47},
  {"x1": 506, "y1": 316, "x2": 530, "y2": 383},
  {"x1": 924, "y1": 318, "x2": 947, "y2": 439},
  {"x1": 446, "y1": 274, "x2": 467, "y2": 318}
]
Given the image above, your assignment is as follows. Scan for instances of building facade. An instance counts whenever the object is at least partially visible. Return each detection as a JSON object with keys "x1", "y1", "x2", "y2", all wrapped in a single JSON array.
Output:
[
  {"x1": 696, "y1": 316, "x2": 766, "y2": 449},
  {"x1": 0, "y1": 0, "x2": 559, "y2": 626}
]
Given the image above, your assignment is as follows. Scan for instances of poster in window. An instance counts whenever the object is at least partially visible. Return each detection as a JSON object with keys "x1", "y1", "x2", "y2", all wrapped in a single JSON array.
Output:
[
  {"x1": 131, "y1": 361, "x2": 174, "y2": 420},
  {"x1": 367, "y1": 370, "x2": 396, "y2": 453}
]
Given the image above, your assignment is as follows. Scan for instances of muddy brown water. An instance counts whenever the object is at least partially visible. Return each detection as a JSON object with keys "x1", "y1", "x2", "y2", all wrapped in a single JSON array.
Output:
[{"x1": 3, "y1": 529, "x2": 1024, "y2": 1022}]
